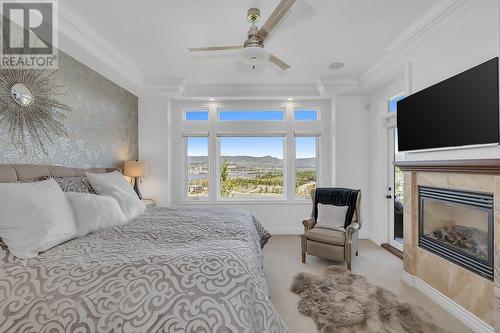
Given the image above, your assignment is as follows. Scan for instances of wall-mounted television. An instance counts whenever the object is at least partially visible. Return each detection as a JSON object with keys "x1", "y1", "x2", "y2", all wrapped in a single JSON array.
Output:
[{"x1": 397, "y1": 57, "x2": 499, "y2": 152}]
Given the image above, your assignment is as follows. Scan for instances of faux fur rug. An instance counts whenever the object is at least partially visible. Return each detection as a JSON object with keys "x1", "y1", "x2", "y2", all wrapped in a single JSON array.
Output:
[{"x1": 291, "y1": 266, "x2": 448, "y2": 333}]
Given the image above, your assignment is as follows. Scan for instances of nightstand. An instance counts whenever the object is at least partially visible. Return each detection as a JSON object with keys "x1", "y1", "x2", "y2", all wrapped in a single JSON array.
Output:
[{"x1": 142, "y1": 198, "x2": 156, "y2": 208}]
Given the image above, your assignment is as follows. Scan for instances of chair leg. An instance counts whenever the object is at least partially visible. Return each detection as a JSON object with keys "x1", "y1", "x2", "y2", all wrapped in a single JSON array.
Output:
[
  {"x1": 301, "y1": 252, "x2": 306, "y2": 263},
  {"x1": 356, "y1": 250, "x2": 359, "y2": 256},
  {"x1": 347, "y1": 261, "x2": 352, "y2": 271}
]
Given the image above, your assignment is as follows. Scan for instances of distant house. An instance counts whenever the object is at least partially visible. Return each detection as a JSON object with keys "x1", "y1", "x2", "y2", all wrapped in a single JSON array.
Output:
[{"x1": 189, "y1": 185, "x2": 203, "y2": 193}]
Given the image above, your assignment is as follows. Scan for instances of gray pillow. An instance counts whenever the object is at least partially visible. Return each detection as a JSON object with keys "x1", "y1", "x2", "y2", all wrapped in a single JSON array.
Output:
[{"x1": 53, "y1": 176, "x2": 97, "y2": 194}]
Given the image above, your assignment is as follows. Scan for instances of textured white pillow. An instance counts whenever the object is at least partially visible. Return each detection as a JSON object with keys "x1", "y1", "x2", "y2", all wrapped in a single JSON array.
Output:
[
  {"x1": 316, "y1": 204, "x2": 348, "y2": 230},
  {"x1": 86, "y1": 171, "x2": 137, "y2": 196},
  {"x1": 0, "y1": 179, "x2": 77, "y2": 259},
  {"x1": 85, "y1": 171, "x2": 145, "y2": 220},
  {"x1": 65, "y1": 192, "x2": 127, "y2": 237}
]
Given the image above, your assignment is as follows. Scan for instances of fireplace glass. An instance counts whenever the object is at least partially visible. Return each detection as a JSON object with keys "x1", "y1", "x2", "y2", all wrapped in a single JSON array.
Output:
[{"x1": 419, "y1": 187, "x2": 493, "y2": 280}]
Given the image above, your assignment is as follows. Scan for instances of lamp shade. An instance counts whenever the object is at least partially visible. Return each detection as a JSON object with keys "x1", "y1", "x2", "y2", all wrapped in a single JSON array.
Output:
[
  {"x1": 124, "y1": 160, "x2": 148, "y2": 177},
  {"x1": 240, "y1": 46, "x2": 268, "y2": 65}
]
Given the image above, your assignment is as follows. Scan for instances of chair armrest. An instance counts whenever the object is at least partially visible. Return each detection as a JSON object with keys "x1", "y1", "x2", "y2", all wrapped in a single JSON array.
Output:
[
  {"x1": 345, "y1": 222, "x2": 360, "y2": 263},
  {"x1": 302, "y1": 217, "x2": 316, "y2": 232},
  {"x1": 345, "y1": 222, "x2": 360, "y2": 242}
]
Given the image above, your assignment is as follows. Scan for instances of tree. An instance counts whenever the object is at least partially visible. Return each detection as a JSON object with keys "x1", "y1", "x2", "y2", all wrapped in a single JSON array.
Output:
[{"x1": 220, "y1": 158, "x2": 234, "y2": 197}]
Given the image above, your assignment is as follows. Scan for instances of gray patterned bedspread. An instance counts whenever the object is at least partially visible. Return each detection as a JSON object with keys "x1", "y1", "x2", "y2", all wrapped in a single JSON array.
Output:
[{"x1": 0, "y1": 207, "x2": 287, "y2": 333}]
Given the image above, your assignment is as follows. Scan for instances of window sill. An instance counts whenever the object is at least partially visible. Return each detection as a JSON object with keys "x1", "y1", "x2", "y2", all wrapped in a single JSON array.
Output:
[{"x1": 180, "y1": 200, "x2": 311, "y2": 206}]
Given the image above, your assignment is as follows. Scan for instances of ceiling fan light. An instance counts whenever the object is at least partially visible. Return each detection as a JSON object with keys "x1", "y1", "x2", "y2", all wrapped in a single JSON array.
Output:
[{"x1": 240, "y1": 46, "x2": 268, "y2": 65}]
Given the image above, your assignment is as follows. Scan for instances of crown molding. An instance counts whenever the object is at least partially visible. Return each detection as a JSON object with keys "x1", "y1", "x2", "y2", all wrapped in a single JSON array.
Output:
[
  {"x1": 358, "y1": 0, "x2": 487, "y2": 93},
  {"x1": 144, "y1": 77, "x2": 361, "y2": 99},
  {"x1": 181, "y1": 82, "x2": 321, "y2": 98},
  {"x1": 316, "y1": 77, "x2": 360, "y2": 96},
  {"x1": 57, "y1": 7, "x2": 146, "y2": 95},
  {"x1": 145, "y1": 77, "x2": 185, "y2": 93},
  {"x1": 385, "y1": 0, "x2": 486, "y2": 55}
]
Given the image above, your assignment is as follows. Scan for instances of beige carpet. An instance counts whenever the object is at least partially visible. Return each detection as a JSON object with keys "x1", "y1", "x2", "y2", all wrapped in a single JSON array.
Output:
[{"x1": 263, "y1": 236, "x2": 472, "y2": 333}]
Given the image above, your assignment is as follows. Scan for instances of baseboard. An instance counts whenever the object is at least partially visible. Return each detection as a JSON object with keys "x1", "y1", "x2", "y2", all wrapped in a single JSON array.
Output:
[{"x1": 401, "y1": 270, "x2": 493, "y2": 333}]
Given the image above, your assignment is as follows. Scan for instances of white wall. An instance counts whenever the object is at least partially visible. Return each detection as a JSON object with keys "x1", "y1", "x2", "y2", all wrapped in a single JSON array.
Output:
[
  {"x1": 334, "y1": 96, "x2": 370, "y2": 239},
  {"x1": 365, "y1": 0, "x2": 499, "y2": 245},
  {"x1": 138, "y1": 93, "x2": 170, "y2": 206}
]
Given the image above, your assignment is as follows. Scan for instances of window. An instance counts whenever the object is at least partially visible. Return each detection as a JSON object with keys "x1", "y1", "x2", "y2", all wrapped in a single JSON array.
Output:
[
  {"x1": 186, "y1": 110, "x2": 209, "y2": 120},
  {"x1": 295, "y1": 136, "x2": 317, "y2": 198},
  {"x1": 389, "y1": 95, "x2": 405, "y2": 113},
  {"x1": 177, "y1": 102, "x2": 328, "y2": 203},
  {"x1": 186, "y1": 137, "x2": 208, "y2": 199},
  {"x1": 219, "y1": 137, "x2": 284, "y2": 198},
  {"x1": 294, "y1": 109, "x2": 318, "y2": 121},
  {"x1": 218, "y1": 109, "x2": 284, "y2": 121}
]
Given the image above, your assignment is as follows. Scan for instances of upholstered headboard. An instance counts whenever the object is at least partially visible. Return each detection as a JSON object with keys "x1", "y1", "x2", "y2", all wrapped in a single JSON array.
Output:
[{"x1": 0, "y1": 164, "x2": 120, "y2": 182}]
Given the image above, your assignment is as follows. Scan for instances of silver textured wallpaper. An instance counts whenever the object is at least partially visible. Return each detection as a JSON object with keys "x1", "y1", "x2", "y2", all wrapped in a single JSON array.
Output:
[{"x1": 0, "y1": 51, "x2": 138, "y2": 168}]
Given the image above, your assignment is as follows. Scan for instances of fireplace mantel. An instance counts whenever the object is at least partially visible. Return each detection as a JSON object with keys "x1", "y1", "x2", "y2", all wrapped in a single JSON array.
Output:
[{"x1": 395, "y1": 159, "x2": 500, "y2": 174}]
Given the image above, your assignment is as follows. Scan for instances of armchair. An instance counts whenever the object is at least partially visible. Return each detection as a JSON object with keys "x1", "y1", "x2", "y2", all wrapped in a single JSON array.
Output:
[{"x1": 301, "y1": 187, "x2": 361, "y2": 270}]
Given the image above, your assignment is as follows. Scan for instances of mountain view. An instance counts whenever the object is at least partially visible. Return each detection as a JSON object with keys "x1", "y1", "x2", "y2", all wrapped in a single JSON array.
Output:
[
  {"x1": 188, "y1": 155, "x2": 315, "y2": 169},
  {"x1": 187, "y1": 155, "x2": 316, "y2": 198}
]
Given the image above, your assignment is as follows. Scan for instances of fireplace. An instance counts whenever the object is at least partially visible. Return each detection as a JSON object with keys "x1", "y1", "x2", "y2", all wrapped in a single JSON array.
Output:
[{"x1": 419, "y1": 186, "x2": 494, "y2": 280}]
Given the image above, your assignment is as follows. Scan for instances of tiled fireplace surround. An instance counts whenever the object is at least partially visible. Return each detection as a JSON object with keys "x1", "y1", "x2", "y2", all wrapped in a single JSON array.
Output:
[{"x1": 397, "y1": 159, "x2": 500, "y2": 331}]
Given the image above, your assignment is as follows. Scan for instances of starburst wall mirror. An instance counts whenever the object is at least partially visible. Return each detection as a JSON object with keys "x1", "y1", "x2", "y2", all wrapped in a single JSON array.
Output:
[{"x1": 0, "y1": 69, "x2": 71, "y2": 154}]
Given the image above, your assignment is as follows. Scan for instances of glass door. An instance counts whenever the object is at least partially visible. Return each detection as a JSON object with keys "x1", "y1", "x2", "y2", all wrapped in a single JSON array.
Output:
[
  {"x1": 388, "y1": 128, "x2": 404, "y2": 251},
  {"x1": 387, "y1": 94, "x2": 405, "y2": 251}
]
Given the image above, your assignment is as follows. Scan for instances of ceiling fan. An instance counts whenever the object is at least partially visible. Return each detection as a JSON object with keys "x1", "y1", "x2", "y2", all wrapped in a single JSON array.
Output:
[{"x1": 188, "y1": 0, "x2": 296, "y2": 70}]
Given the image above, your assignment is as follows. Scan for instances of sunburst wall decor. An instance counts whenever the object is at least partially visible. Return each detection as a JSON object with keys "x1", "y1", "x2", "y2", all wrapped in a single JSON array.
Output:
[{"x1": 0, "y1": 68, "x2": 70, "y2": 154}]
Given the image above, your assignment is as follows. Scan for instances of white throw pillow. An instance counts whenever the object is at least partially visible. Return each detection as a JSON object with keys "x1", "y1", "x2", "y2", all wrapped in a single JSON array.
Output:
[
  {"x1": 0, "y1": 179, "x2": 77, "y2": 259},
  {"x1": 85, "y1": 171, "x2": 136, "y2": 196},
  {"x1": 65, "y1": 192, "x2": 127, "y2": 237},
  {"x1": 85, "y1": 171, "x2": 145, "y2": 220},
  {"x1": 316, "y1": 203, "x2": 349, "y2": 230}
]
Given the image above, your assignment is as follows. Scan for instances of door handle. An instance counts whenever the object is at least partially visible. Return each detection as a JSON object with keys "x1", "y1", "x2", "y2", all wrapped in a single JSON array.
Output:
[{"x1": 386, "y1": 194, "x2": 392, "y2": 199}]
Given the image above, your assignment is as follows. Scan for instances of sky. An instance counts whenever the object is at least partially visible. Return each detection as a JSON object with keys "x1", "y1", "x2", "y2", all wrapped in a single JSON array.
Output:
[
  {"x1": 389, "y1": 95, "x2": 405, "y2": 113},
  {"x1": 187, "y1": 136, "x2": 316, "y2": 159}
]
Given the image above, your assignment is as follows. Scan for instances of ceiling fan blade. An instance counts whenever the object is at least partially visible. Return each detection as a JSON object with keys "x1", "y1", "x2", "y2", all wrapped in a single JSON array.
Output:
[
  {"x1": 257, "y1": 0, "x2": 296, "y2": 41},
  {"x1": 188, "y1": 45, "x2": 243, "y2": 52},
  {"x1": 268, "y1": 53, "x2": 290, "y2": 70}
]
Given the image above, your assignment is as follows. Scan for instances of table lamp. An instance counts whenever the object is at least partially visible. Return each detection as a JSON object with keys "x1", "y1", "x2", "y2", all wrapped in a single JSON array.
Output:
[{"x1": 124, "y1": 160, "x2": 148, "y2": 199}]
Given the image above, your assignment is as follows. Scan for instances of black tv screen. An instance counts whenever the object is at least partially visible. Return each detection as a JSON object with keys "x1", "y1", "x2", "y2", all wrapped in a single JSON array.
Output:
[{"x1": 397, "y1": 57, "x2": 499, "y2": 151}]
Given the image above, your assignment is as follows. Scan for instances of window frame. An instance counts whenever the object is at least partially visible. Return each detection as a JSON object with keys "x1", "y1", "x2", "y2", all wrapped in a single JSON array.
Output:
[{"x1": 175, "y1": 100, "x2": 330, "y2": 204}]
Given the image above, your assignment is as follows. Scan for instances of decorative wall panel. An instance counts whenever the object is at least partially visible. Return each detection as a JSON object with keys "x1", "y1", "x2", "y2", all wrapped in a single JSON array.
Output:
[{"x1": 0, "y1": 51, "x2": 138, "y2": 168}]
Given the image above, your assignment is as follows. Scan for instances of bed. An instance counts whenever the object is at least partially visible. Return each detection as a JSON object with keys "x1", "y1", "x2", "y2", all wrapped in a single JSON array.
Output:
[{"x1": 0, "y1": 165, "x2": 287, "y2": 333}]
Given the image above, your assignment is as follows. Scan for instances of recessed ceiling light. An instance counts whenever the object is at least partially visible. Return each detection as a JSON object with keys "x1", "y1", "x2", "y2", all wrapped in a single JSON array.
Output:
[
  {"x1": 209, "y1": 98, "x2": 215, "y2": 101},
  {"x1": 287, "y1": 97, "x2": 294, "y2": 101},
  {"x1": 329, "y1": 62, "x2": 344, "y2": 70}
]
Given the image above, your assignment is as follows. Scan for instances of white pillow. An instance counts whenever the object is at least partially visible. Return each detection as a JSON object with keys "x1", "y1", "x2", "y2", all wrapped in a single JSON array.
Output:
[
  {"x1": 316, "y1": 204, "x2": 348, "y2": 230},
  {"x1": 85, "y1": 171, "x2": 136, "y2": 196},
  {"x1": 0, "y1": 179, "x2": 77, "y2": 259},
  {"x1": 65, "y1": 192, "x2": 127, "y2": 237},
  {"x1": 85, "y1": 171, "x2": 145, "y2": 220}
]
